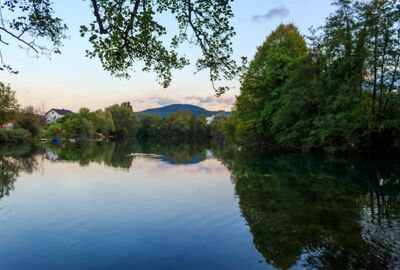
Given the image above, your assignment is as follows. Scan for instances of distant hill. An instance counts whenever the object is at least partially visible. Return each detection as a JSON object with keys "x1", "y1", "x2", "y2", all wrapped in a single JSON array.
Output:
[{"x1": 136, "y1": 104, "x2": 231, "y2": 118}]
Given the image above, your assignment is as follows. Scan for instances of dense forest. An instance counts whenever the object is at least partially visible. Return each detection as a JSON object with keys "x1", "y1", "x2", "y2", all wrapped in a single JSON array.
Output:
[{"x1": 216, "y1": 0, "x2": 400, "y2": 154}]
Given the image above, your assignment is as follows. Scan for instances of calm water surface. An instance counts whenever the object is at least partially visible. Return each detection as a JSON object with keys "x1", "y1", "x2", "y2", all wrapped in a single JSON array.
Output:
[{"x1": 0, "y1": 142, "x2": 399, "y2": 270}]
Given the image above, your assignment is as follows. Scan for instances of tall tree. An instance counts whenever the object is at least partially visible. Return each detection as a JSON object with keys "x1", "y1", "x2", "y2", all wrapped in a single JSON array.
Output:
[
  {"x1": 106, "y1": 102, "x2": 139, "y2": 138},
  {"x1": 234, "y1": 24, "x2": 308, "y2": 143}
]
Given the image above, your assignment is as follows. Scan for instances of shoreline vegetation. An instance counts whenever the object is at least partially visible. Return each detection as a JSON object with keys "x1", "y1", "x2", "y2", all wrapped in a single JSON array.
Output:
[{"x1": 1, "y1": 1, "x2": 399, "y2": 156}]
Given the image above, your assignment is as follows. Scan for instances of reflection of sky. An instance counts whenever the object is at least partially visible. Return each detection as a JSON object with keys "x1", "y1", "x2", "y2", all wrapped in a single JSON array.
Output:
[
  {"x1": 132, "y1": 158, "x2": 230, "y2": 177},
  {"x1": 1, "y1": 0, "x2": 333, "y2": 112},
  {"x1": 0, "y1": 155, "x2": 268, "y2": 270}
]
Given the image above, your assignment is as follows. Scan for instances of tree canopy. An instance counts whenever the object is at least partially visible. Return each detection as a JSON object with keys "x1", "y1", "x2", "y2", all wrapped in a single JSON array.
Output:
[
  {"x1": 231, "y1": 0, "x2": 400, "y2": 154},
  {"x1": 0, "y1": 0, "x2": 242, "y2": 94}
]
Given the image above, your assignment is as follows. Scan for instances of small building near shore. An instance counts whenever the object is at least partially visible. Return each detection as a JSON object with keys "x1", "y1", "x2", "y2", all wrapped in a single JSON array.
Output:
[
  {"x1": 45, "y1": 109, "x2": 73, "y2": 125},
  {"x1": 1, "y1": 122, "x2": 15, "y2": 129}
]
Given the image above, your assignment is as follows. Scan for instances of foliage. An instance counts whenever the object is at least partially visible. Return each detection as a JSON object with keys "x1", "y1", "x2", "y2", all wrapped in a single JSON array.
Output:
[
  {"x1": 46, "y1": 122, "x2": 63, "y2": 138},
  {"x1": 16, "y1": 106, "x2": 43, "y2": 137},
  {"x1": 106, "y1": 102, "x2": 138, "y2": 138},
  {"x1": 0, "y1": 128, "x2": 31, "y2": 144},
  {"x1": 1, "y1": 0, "x2": 243, "y2": 94},
  {"x1": 91, "y1": 109, "x2": 116, "y2": 135},
  {"x1": 0, "y1": 0, "x2": 67, "y2": 73},
  {"x1": 138, "y1": 104, "x2": 218, "y2": 118},
  {"x1": 234, "y1": 24, "x2": 308, "y2": 144},
  {"x1": 231, "y1": 0, "x2": 400, "y2": 154},
  {"x1": 0, "y1": 82, "x2": 19, "y2": 122},
  {"x1": 137, "y1": 109, "x2": 209, "y2": 140},
  {"x1": 47, "y1": 106, "x2": 126, "y2": 139},
  {"x1": 209, "y1": 115, "x2": 232, "y2": 142}
]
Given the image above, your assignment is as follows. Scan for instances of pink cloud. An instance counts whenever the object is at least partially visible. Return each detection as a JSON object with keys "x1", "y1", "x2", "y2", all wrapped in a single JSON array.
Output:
[{"x1": 133, "y1": 95, "x2": 235, "y2": 111}]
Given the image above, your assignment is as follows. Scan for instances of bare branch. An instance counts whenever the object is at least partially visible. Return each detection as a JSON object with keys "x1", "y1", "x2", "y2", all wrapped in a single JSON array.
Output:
[{"x1": 0, "y1": 27, "x2": 38, "y2": 53}]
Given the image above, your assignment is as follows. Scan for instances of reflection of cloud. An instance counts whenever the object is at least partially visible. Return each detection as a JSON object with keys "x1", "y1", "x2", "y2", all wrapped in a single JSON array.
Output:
[
  {"x1": 132, "y1": 158, "x2": 230, "y2": 177},
  {"x1": 252, "y1": 6, "x2": 290, "y2": 22}
]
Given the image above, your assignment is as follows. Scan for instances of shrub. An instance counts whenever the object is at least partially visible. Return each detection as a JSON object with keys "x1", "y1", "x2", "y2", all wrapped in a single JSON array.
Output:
[
  {"x1": 0, "y1": 129, "x2": 8, "y2": 142},
  {"x1": 0, "y1": 128, "x2": 31, "y2": 144}
]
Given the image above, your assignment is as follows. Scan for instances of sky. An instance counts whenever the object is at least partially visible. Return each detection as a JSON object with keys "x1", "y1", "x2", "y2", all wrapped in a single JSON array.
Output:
[{"x1": 0, "y1": 0, "x2": 334, "y2": 112}]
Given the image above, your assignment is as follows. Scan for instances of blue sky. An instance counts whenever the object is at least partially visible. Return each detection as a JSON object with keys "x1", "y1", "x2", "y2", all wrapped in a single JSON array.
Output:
[{"x1": 1, "y1": 0, "x2": 334, "y2": 112}]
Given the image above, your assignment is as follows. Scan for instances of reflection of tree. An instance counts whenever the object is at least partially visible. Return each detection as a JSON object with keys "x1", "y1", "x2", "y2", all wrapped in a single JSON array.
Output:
[
  {"x1": 44, "y1": 139, "x2": 209, "y2": 169},
  {"x1": 138, "y1": 139, "x2": 208, "y2": 164},
  {"x1": 46, "y1": 141, "x2": 140, "y2": 169},
  {"x1": 0, "y1": 157, "x2": 19, "y2": 198},
  {"x1": 106, "y1": 141, "x2": 140, "y2": 169},
  {"x1": 46, "y1": 142, "x2": 116, "y2": 166},
  {"x1": 214, "y1": 146, "x2": 400, "y2": 269},
  {"x1": 0, "y1": 144, "x2": 41, "y2": 199}
]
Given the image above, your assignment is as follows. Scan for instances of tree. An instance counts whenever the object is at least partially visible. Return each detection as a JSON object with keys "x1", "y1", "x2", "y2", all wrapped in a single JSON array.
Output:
[
  {"x1": 106, "y1": 102, "x2": 138, "y2": 138},
  {"x1": 91, "y1": 109, "x2": 116, "y2": 136},
  {"x1": 16, "y1": 106, "x2": 42, "y2": 137},
  {"x1": 233, "y1": 24, "x2": 308, "y2": 144},
  {"x1": 1, "y1": 0, "x2": 243, "y2": 94},
  {"x1": 229, "y1": 1, "x2": 399, "y2": 154},
  {"x1": 138, "y1": 114, "x2": 161, "y2": 139},
  {"x1": 210, "y1": 115, "x2": 230, "y2": 142},
  {"x1": 361, "y1": 0, "x2": 400, "y2": 117},
  {"x1": 62, "y1": 114, "x2": 95, "y2": 138},
  {"x1": 0, "y1": 82, "x2": 19, "y2": 122}
]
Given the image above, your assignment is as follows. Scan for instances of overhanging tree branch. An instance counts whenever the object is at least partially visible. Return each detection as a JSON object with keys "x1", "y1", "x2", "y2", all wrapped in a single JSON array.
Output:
[
  {"x1": 0, "y1": 27, "x2": 39, "y2": 53},
  {"x1": 91, "y1": 0, "x2": 108, "y2": 34}
]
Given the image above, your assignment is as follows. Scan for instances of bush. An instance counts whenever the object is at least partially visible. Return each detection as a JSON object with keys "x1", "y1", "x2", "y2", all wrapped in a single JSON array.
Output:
[
  {"x1": 0, "y1": 129, "x2": 8, "y2": 142},
  {"x1": 0, "y1": 128, "x2": 31, "y2": 144},
  {"x1": 16, "y1": 113, "x2": 42, "y2": 137}
]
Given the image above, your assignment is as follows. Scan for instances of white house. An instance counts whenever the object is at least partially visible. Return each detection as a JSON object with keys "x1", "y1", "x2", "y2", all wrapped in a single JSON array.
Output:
[
  {"x1": 2, "y1": 122, "x2": 15, "y2": 129},
  {"x1": 46, "y1": 109, "x2": 72, "y2": 125},
  {"x1": 206, "y1": 115, "x2": 215, "y2": 125}
]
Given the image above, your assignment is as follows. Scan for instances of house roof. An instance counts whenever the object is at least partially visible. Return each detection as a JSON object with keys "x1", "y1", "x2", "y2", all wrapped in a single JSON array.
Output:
[{"x1": 46, "y1": 109, "x2": 73, "y2": 115}]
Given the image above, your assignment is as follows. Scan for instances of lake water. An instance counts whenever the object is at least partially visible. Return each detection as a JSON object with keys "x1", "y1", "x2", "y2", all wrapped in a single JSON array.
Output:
[{"x1": 0, "y1": 141, "x2": 399, "y2": 270}]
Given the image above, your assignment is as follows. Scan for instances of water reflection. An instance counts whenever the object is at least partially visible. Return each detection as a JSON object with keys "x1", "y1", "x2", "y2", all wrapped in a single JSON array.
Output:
[
  {"x1": 0, "y1": 142, "x2": 399, "y2": 269},
  {"x1": 45, "y1": 140, "x2": 209, "y2": 168},
  {"x1": 0, "y1": 144, "x2": 41, "y2": 199},
  {"x1": 214, "y1": 146, "x2": 400, "y2": 269}
]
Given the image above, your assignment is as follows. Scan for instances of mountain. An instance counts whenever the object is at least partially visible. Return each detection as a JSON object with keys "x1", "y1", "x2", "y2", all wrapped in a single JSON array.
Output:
[{"x1": 136, "y1": 104, "x2": 231, "y2": 118}]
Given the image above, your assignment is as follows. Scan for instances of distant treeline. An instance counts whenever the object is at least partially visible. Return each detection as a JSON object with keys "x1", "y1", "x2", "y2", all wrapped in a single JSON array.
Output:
[
  {"x1": 47, "y1": 102, "x2": 137, "y2": 139},
  {"x1": 46, "y1": 105, "x2": 211, "y2": 141},
  {"x1": 214, "y1": 0, "x2": 400, "y2": 154},
  {"x1": 0, "y1": 81, "x2": 216, "y2": 143},
  {"x1": 137, "y1": 110, "x2": 209, "y2": 140}
]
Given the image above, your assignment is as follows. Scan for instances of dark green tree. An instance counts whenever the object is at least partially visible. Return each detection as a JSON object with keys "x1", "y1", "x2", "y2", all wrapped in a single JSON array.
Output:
[
  {"x1": 234, "y1": 24, "x2": 308, "y2": 144},
  {"x1": 16, "y1": 106, "x2": 42, "y2": 137},
  {"x1": 106, "y1": 102, "x2": 139, "y2": 138}
]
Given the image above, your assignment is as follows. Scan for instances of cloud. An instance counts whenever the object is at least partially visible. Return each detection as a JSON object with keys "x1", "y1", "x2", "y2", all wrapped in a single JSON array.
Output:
[
  {"x1": 184, "y1": 95, "x2": 235, "y2": 108},
  {"x1": 150, "y1": 97, "x2": 180, "y2": 106},
  {"x1": 134, "y1": 97, "x2": 180, "y2": 106},
  {"x1": 252, "y1": 6, "x2": 290, "y2": 22},
  {"x1": 133, "y1": 95, "x2": 235, "y2": 111}
]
